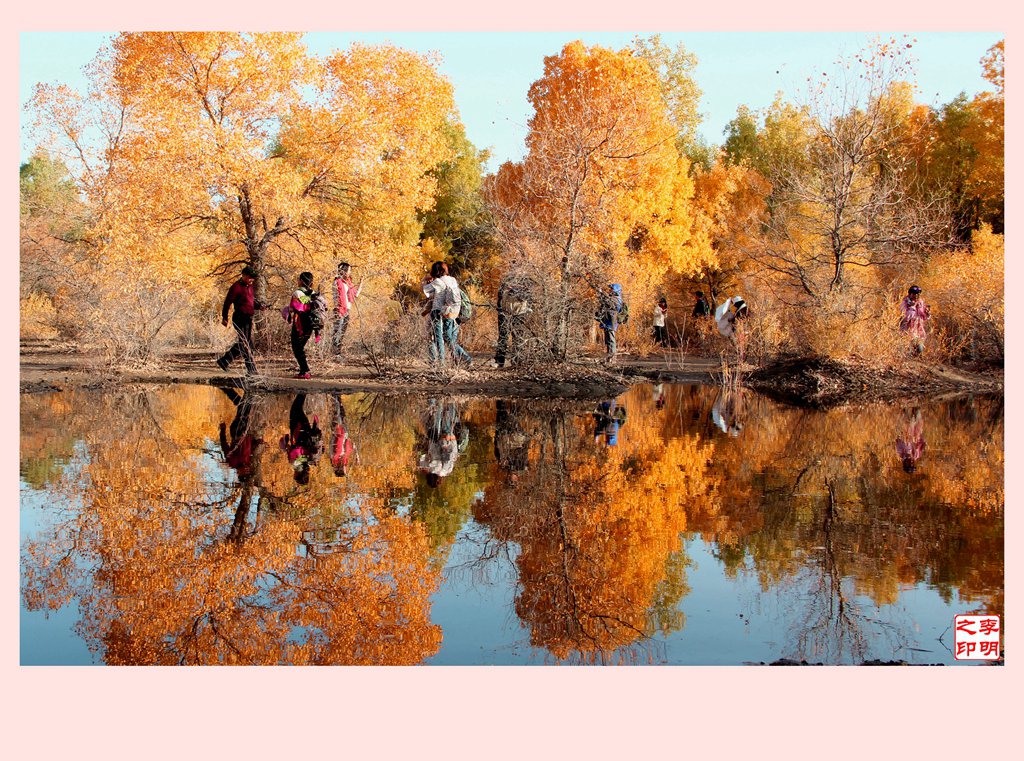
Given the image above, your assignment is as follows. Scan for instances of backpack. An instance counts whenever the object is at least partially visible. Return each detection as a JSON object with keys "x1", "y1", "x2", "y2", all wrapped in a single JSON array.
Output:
[
  {"x1": 440, "y1": 280, "x2": 461, "y2": 319},
  {"x1": 504, "y1": 281, "x2": 532, "y2": 316},
  {"x1": 619, "y1": 300, "x2": 630, "y2": 325},
  {"x1": 456, "y1": 288, "x2": 473, "y2": 324},
  {"x1": 308, "y1": 289, "x2": 328, "y2": 333}
]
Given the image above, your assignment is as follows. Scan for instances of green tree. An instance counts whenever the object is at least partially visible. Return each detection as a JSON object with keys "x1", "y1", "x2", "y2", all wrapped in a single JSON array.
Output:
[
  {"x1": 417, "y1": 119, "x2": 498, "y2": 282},
  {"x1": 630, "y1": 34, "x2": 704, "y2": 160}
]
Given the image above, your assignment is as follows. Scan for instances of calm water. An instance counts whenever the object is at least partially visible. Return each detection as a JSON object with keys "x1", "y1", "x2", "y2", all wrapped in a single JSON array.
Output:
[{"x1": 20, "y1": 383, "x2": 1003, "y2": 665}]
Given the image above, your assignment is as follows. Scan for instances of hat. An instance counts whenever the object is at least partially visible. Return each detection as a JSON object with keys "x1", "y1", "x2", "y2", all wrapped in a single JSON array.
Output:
[
  {"x1": 908, "y1": 285, "x2": 922, "y2": 294},
  {"x1": 241, "y1": 265, "x2": 258, "y2": 279}
]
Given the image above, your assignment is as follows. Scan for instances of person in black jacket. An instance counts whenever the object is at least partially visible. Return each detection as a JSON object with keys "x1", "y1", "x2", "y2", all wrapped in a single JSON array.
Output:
[{"x1": 692, "y1": 291, "x2": 712, "y2": 319}]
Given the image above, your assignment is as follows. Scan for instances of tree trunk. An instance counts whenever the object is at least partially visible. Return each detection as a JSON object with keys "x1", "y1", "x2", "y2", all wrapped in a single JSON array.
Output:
[{"x1": 553, "y1": 251, "x2": 572, "y2": 360}]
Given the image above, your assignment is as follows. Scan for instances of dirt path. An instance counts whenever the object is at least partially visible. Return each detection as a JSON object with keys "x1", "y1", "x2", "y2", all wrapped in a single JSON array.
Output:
[
  {"x1": 20, "y1": 340, "x2": 1001, "y2": 403},
  {"x1": 20, "y1": 340, "x2": 724, "y2": 398}
]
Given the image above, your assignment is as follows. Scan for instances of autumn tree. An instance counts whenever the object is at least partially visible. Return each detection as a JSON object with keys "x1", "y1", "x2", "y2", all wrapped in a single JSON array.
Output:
[
  {"x1": 716, "y1": 40, "x2": 961, "y2": 360},
  {"x1": 629, "y1": 35, "x2": 705, "y2": 162},
  {"x1": 485, "y1": 41, "x2": 713, "y2": 359},
  {"x1": 26, "y1": 33, "x2": 456, "y2": 354},
  {"x1": 914, "y1": 39, "x2": 1004, "y2": 240},
  {"x1": 472, "y1": 395, "x2": 716, "y2": 661},
  {"x1": 967, "y1": 40, "x2": 1004, "y2": 232}
]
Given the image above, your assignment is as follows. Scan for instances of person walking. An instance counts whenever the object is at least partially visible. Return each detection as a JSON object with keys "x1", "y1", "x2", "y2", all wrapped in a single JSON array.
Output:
[
  {"x1": 331, "y1": 262, "x2": 362, "y2": 357},
  {"x1": 653, "y1": 297, "x2": 669, "y2": 348},
  {"x1": 494, "y1": 275, "x2": 533, "y2": 368},
  {"x1": 899, "y1": 285, "x2": 931, "y2": 356},
  {"x1": 692, "y1": 291, "x2": 712, "y2": 319},
  {"x1": 422, "y1": 261, "x2": 472, "y2": 366},
  {"x1": 217, "y1": 265, "x2": 269, "y2": 375},
  {"x1": 217, "y1": 386, "x2": 262, "y2": 480},
  {"x1": 595, "y1": 283, "x2": 624, "y2": 362},
  {"x1": 285, "y1": 271, "x2": 319, "y2": 379}
]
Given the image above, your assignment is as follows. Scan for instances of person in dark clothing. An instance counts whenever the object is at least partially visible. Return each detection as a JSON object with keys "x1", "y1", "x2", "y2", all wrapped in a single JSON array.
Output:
[
  {"x1": 218, "y1": 386, "x2": 264, "y2": 544},
  {"x1": 280, "y1": 393, "x2": 322, "y2": 485},
  {"x1": 285, "y1": 271, "x2": 317, "y2": 379},
  {"x1": 595, "y1": 284, "x2": 623, "y2": 361},
  {"x1": 218, "y1": 386, "x2": 261, "y2": 479},
  {"x1": 692, "y1": 291, "x2": 712, "y2": 319},
  {"x1": 218, "y1": 265, "x2": 269, "y2": 374},
  {"x1": 494, "y1": 277, "x2": 533, "y2": 368}
]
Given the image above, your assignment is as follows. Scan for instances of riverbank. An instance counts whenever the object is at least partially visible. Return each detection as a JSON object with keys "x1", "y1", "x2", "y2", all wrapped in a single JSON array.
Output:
[
  {"x1": 20, "y1": 340, "x2": 1002, "y2": 402},
  {"x1": 745, "y1": 357, "x2": 1003, "y2": 407}
]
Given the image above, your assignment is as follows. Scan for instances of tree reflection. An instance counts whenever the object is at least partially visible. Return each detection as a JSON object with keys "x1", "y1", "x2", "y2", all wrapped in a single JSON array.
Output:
[
  {"x1": 664, "y1": 386, "x2": 1003, "y2": 662},
  {"x1": 21, "y1": 388, "x2": 441, "y2": 665},
  {"x1": 20, "y1": 383, "x2": 1003, "y2": 665},
  {"x1": 474, "y1": 396, "x2": 710, "y2": 662}
]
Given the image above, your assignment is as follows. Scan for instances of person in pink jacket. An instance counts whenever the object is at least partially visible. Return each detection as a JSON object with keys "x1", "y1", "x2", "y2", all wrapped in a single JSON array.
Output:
[
  {"x1": 899, "y1": 285, "x2": 931, "y2": 356},
  {"x1": 896, "y1": 408, "x2": 926, "y2": 473},
  {"x1": 332, "y1": 262, "x2": 362, "y2": 356}
]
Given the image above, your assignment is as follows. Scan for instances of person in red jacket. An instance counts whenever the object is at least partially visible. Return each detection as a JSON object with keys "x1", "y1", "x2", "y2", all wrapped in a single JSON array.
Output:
[
  {"x1": 218, "y1": 386, "x2": 262, "y2": 480},
  {"x1": 217, "y1": 265, "x2": 270, "y2": 375}
]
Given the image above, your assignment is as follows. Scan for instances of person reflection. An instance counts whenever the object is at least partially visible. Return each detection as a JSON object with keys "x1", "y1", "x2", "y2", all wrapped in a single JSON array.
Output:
[
  {"x1": 494, "y1": 400, "x2": 529, "y2": 477},
  {"x1": 896, "y1": 407, "x2": 926, "y2": 473},
  {"x1": 417, "y1": 398, "x2": 464, "y2": 488},
  {"x1": 280, "y1": 393, "x2": 322, "y2": 485},
  {"x1": 218, "y1": 386, "x2": 265, "y2": 543},
  {"x1": 330, "y1": 394, "x2": 359, "y2": 478},
  {"x1": 593, "y1": 399, "x2": 627, "y2": 447},
  {"x1": 219, "y1": 386, "x2": 262, "y2": 479},
  {"x1": 712, "y1": 388, "x2": 745, "y2": 437},
  {"x1": 653, "y1": 382, "x2": 666, "y2": 410}
]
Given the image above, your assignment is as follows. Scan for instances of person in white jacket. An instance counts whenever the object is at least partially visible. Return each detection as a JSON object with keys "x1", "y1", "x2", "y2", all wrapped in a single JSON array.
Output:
[
  {"x1": 422, "y1": 261, "x2": 472, "y2": 365},
  {"x1": 715, "y1": 296, "x2": 750, "y2": 360}
]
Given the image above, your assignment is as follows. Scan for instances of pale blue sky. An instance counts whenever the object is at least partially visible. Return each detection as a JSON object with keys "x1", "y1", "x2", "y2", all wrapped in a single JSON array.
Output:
[{"x1": 20, "y1": 31, "x2": 1002, "y2": 171}]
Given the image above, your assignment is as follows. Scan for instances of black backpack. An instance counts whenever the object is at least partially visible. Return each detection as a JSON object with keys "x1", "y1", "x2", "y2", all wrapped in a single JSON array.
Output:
[{"x1": 309, "y1": 290, "x2": 328, "y2": 333}]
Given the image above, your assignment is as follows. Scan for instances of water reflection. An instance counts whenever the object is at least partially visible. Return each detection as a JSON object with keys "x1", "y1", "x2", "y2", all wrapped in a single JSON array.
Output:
[
  {"x1": 896, "y1": 407, "x2": 926, "y2": 474},
  {"x1": 20, "y1": 384, "x2": 1003, "y2": 665},
  {"x1": 417, "y1": 398, "x2": 467, "y2": 488},
  {"x1": 280, "y1": 393, "x2": 323, "y2": 486}
]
